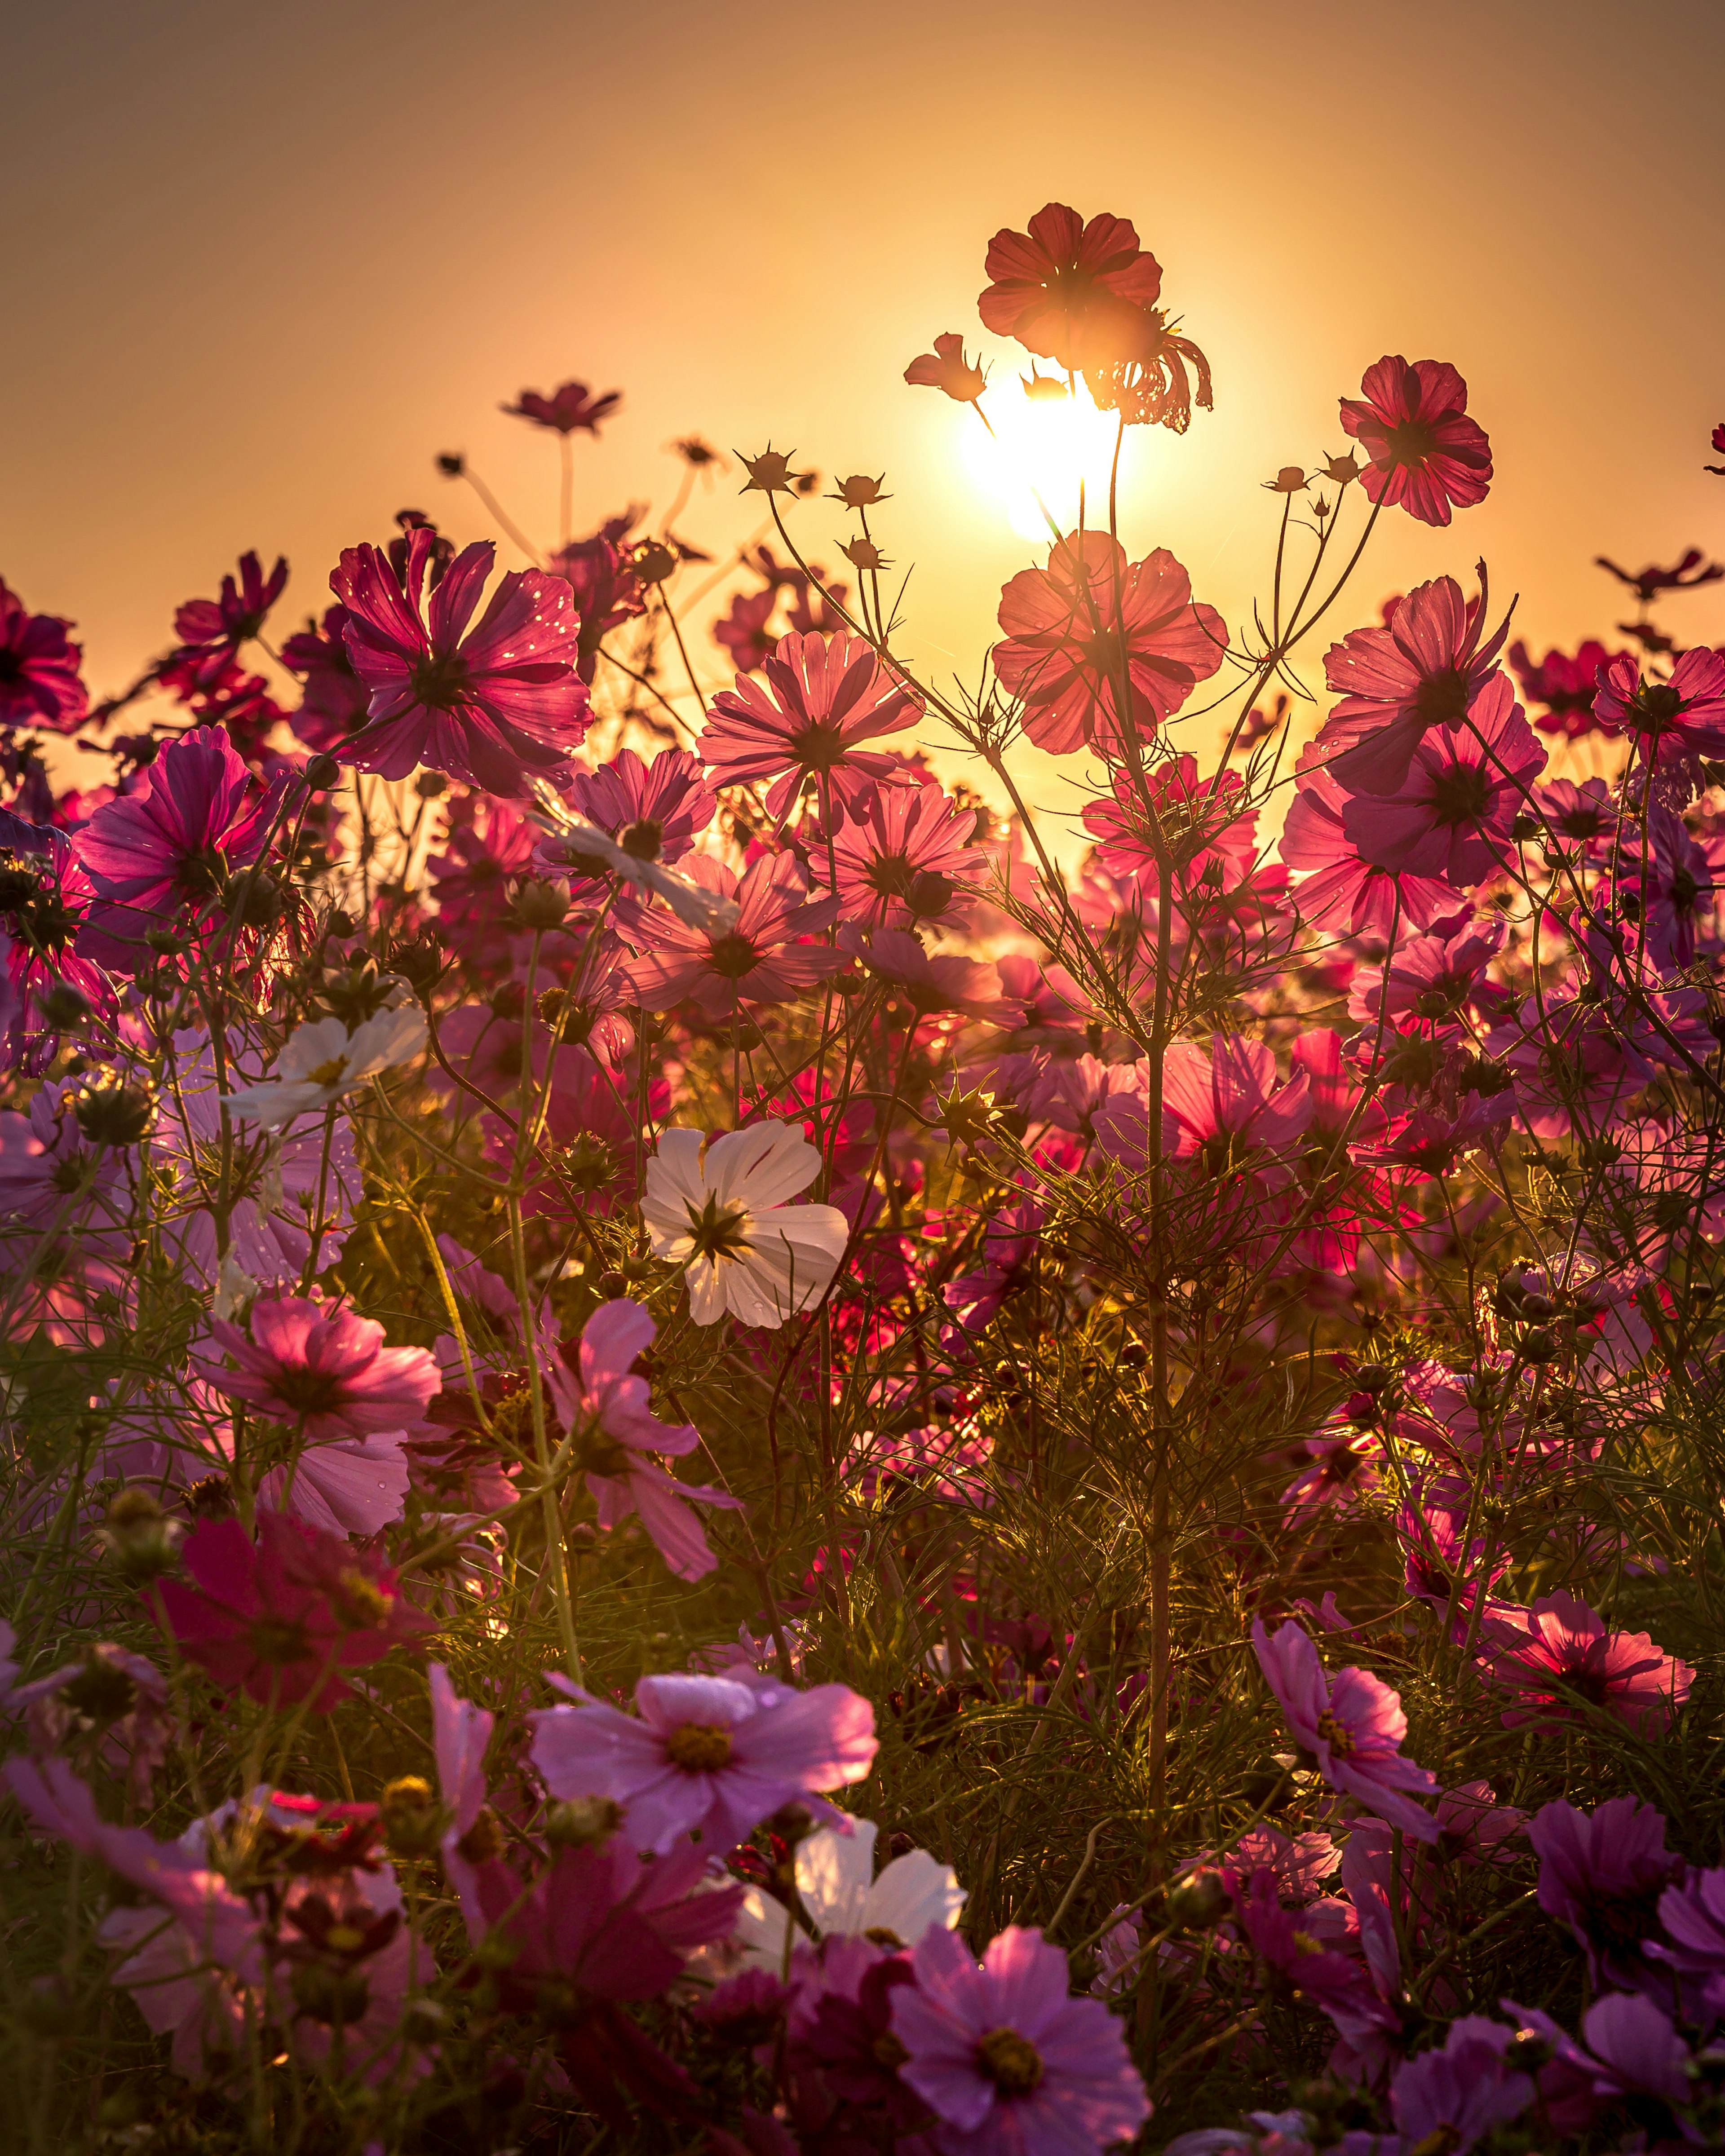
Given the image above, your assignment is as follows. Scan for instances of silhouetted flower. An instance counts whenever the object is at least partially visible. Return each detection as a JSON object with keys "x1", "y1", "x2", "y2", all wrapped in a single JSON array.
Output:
[
  {"x1": 1339, "y1": 355, "x2": 1493, "y2": 526},
  {"x1": 979, "y1": 202, "x2": 1163, "y2": 372},
  {"x1": 501, "y1": 381, "x2": 620, "y2": 435}
]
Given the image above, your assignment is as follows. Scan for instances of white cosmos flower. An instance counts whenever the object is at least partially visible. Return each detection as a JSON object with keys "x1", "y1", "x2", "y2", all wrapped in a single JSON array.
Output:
[
  {"x1": 643, "y1": 1121, "x2": 848, "y2": 1328},
  {"x1": 225, "y1": 1003, "x2": 427, "y2": 1132},
  {"x1": 733, "y1": 1817, "x2": 965, "y2": 1970}
]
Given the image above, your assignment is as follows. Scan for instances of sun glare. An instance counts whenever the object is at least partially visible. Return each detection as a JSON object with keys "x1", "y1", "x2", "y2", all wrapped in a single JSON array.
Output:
[{"x1": 962, "y1": 374, "x2": 1125, "y2": 543}]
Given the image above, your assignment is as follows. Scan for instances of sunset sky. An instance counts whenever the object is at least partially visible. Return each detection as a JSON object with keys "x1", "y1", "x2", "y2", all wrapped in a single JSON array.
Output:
[{"x1": 7, "y1": 0, "x2": 1723, "y2": 813}]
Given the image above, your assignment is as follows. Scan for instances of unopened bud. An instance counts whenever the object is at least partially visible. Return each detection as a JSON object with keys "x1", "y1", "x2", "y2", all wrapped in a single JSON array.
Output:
[
  {"x1": 99, "y1": 1487, "x2": 182, "y2": 1583},
  {"x1": 415, "y1": 770, "x2": 448, "y2": 800},
  {"x1": 37, "y1": 981, "x2": 93, "y2": 1027},
  {"x1": 1166, "y1": 1865, "x2": 1232, "y2": 1931},
  {"x1": 219, "y1": 870, "x2": 283, "y2": 927},
  {"x1": 543, "y1": 1795, "x2": 623, "y2": 1850},
  {"x1": 380, "y1": 1775, "x2": 445, "y2": 1857},
  {"x1": 513, "y1": 879, "x2": 570, "y2": 930},
  {"x1": 303, "y1": 753, "x2": 341, "y2": 791}
]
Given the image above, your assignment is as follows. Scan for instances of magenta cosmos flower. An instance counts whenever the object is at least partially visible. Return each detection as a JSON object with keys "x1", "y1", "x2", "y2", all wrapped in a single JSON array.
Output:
[
  {"x1": 1339, "y1": 355, "x2": 1493, "y2": 526},
  {"x1": 153, "y1": 1511, "x2": 432, "y2": 1710},
  {"x1": 889, "y1": 1922, "x2": 1150, "y2": 2156},
  {"x1": 500, "y1": 379, "x2": 621, "y2": 434},
  {"x1": 1593, "y1": 645, "x2": 1725, "y2": 768},
  {"x1": 1479, "y1": 1591, "x2": 1693, "y2": 1734},
  {"x1": 978, "y1": 202, "x2": 1163, "y2": 373},
  {"x1": 530, "y1": 1669, "x2": 877, "y2": 1855},
  {"x1": 331, "y1": 525, "x2": 588, "y2": 793},
  {"x1": 1509, "y1": 636, "x2": 1624, "y2": 739},
  {"x1": 194, "y1": 1296, "x2": 441, "y2": 1443},
  {"x1": 826, "y1": 781, "x2": 986, "y2": 929},
  {"x1": 0, "y1": 578, "x2": 89, "y2": 733},
  {"x1": 701, "y1": 630, "x2": 923, "y2": 821},
  {"x1": 564, "y1": 745, "x2": 716, "y2": 862},
  {"x1": 837, "y1": 923, "x2": 1015, "y2": 1025},
  {"x1": 547, "y1": 1297, "x2": 742, "y2": 1582},
  {"x1": 1341, "y1": 673, "x2": 1545, "y2": 888},
  {"x1": 1529, "y1": 1795, "x2": 1681, "y2": 1988},
  {"x1": 1251, "y1": 1617, "x2": 1441, "y2": 1841},
  {"x1": 1280, "y1": 758, "x2": 1461, "y2": 939},
  {"x1": 72, "y1": 724, "x2": 283, "y2": 964},
  {"x1": 1314, "y1": 574, "x2": 1513, "y2": 796},
  {"x1": 622, "y1": 849, "x2": 841, "y2": 1018},
  {"x1": 172, "y1": 551, "x2": 288, "y2": 664},
  {"x1": 994, "y1": 532, "x2": 1225, "y2": 758}
]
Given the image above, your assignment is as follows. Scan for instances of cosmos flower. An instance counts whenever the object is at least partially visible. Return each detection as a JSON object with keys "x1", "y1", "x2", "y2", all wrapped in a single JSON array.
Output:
[
  {"x1": 151, "y1": 1510, "x2": 432, "y2": 1711},
  {"x1": 825, "y1": 781, "x2": 986, "y2": 929},
  {"x1": 620, "y1": 849, "x2": 838, "y2": 1017},
  {"x1": 733, "y1": 1815, "x2": 966, "y2": 1969},
  {"x1": 332, "y1": 526, "x2": 588, "y2": 792},
  {"x1": 994, "y1": 532, "x2": 1225, "y2": 758},
  {"x1": 1339, "y1": 355, "x2": 1493, "y2": 526},
  {"x1": 905, "y1": 332, "x2": 988, "y2": 402},
  {"x1": 701, "y1": 630, "x2": 923, "y2": 820},
  {"x1": 1314, "y1": 573, "x2": 1513, "y2": 795},
  {"x1": 172, "y1": 552, "x2": 289, "y2": 667},
  {"x1": 1383, "y1": 2027, "x2": 1534, "y2": 2155},
  {"x1": 281, "y1": 603, "x2": 369, "y2": 751},
  {"x1": 224, "y1": 1003, "x2": 427, "y2": 1129},
  {"x1": 425, "y1": 799, "x2": 539, "y2": 935},
  {"x1": 1340, "y1": 674, "x2": 1545, "y2": 888},
  {"x1": 889, "y1": 1922, "x2": 1151, "y2": 2156},
  {"x1": 566, "y1": 746, "x2": 716, "y2": 860},
  {"x1": 546, "y1": 1297, "x2": 743, "y2": 1581},
  {"x1": 712, "y1": 587, "x2": 779, "y2": 675},
  {"x1": 1593, "y1": 645, "x2": 1725, "y2": 774},
  {"x1": 1477, "y1": 1592, "x2": 1693, "y2": 1734},
  {"x1": 1508, "y1": 637, "x2": 1625, "y2": 739},
  {"x1": 1279, "y1": 758, "x2": 1461, "y2": 938},
  {"x1": 193, "y1": 1296, "x2": 440, "y2": 1443},
  {"x1": 836, "y1": 924, "x2": 1015, "y2": 1024},
  {"x1": 978, "y1": 202, "x2": 1163, "y2": 372},
  {"x1": 500, "y1": 380, "x2": 621, "y2": 434},
  {"x1": 0, "y1": 578, "x2": 89, "y2": 733},
  {"x1": 642, "y1": 1121, "x2": 848, "y2": 1328},
  {"x1": 529, "y1": 1668, "x2": 877, "y2": 1855},
  {"x1": 1527, "y1": 1795, "x2": 1681, "y2": 1988},
  {"x1": 1251, "y1": 1618, "x2": 1441, "y2": 1841}
]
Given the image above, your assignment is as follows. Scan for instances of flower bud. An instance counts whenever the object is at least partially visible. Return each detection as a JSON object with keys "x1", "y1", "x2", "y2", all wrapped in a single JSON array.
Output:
[
  {"x1": 1166, "y1": 1864, "x2": 1232, "y2": 1931},
  {"x1": 36, "y1": 981, "x2": 93, "y2": 1027},
  {"x1": 543, "y1": 1795, "x2": 623, "y2": 1850},
  {"x1": 98, "y1": 1487, "x2": 183, "y2": 1583},
  {"x1": 303, "y1": 753, "x2": 341, "y2": 791},
  {"x1": 219, "y1": 869, "x2": 283, "y2": 927},
  {"x1": 436, "y1": 452, "x2": 465, "y2": 478},
  {"x1": 513, "y1": 879, "x2": 570, "y2": 930},
  {"x1": 630, "y1": 539, "x2": 678, "y2": 586},
  {"x1": 380, "y1": 1775, "x2": 445, "y2": 1858},
  {"x1": 415, "y1": 770, "x2": 448, "y2": 800}
]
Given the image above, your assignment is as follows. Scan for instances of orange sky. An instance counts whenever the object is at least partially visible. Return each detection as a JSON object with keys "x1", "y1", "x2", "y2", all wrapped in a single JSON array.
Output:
[{"x1": 6, "y1": 0, "x2": 1723, "y2": 821}]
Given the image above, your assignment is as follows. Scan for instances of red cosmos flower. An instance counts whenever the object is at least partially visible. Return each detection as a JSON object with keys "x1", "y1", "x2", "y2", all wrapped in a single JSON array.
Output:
[
  {"x1": 1280, "y1": 758, "x2": 1460, "y2": 940},
  {"x1": 978, "y1": 203, "x2": 1163, "y2": 372},
  {"x1": 193, "y1": 1296, "x2": 441, "y2": 1444},
  {"x1": 824, "y1": 782, "x2": 986, "y2": 928},
  {"x1": 1707, "y1": 423, "x2": 1725, "y2": 477},
  {"x1": 331, "y1": 526, "x2": 588, "y2": 794},
  {"x1": 1340, "y1": 356, "x2": 1493, "y2": 527},
  {"x1": 903, "y1": 332, "x2": 987, "y2": 403},
  {"x1": 500, "y1": 380, "x2": 622, "y2": 435},
  {"x1": 621, "y1": 850, "x2": 841, "y2": 1018},
  {"x1": 701, "y1": 631, "x2": 923, "y2": 821},
  {"x1": 1341, "y1": 674, "x2": 1546, "y2": 888},
  {"x1": 172, "y1": 552, "x2": 289, "y2": 675},
  {"x1": 152, "y1": 1511, "x2": 432, "y2": 1711},
  {"x1": 994, "y1": 532, "x2": 1225, "y2": 758},
  {"x1": 1314, "y1": 573, "x2": 1513, "y2": 795},
  {"x1": 1508, "y1": 638, "x2": 1625, "y2": 741},
  {"x1": 0, "y1": 579, "x2": 89, "y2": 734},
  {"x1": 73, "y1": 724, "x2": 286, "y2": 967}
]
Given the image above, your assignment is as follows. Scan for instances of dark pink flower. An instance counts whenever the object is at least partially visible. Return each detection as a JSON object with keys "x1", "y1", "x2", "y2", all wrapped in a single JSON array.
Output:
[
  {"x1": 1280, "y1": 759, "x2": 1460, "y2": 937},
  {"x1": 978, "y1": 203, "x2": 1163, "y2": 372},
  {"x1": 1386, "y1": 2027, "x2": 1533, "y2": 2155},
  {"x1": 621, "y1": 850, "x2": 841, "y2": 1017},
  {"x1": 1082, "y1": 755, "x2": 1258, "y2": 893},
  {"x1": 530, "y1": 1669, "x2": 877, "y2": 1855},
  {"x1": 1157, "y1": 1033, "x2": 1312, "y2": 1181},
  {"x1": 823, "y1": 780, "x2": 985, "y2": 929},
  {"x1": 0, "y1": 579, "x2": 88, "y2": 734},
  {"x1": 1508, "y1": 637, "x2": 1625, "y2": 740},
  {"x1": 1479, "y1": 1591, "x2": 1693, "y2": 1734},
  {"x1": 1593, "y1": 645, "x2": 1725, "y2": 771},
  {"x1": 564, "y1": 746, "x2": 716, "y2": 864},
  {"x1": 426, "y1": 798, "x2": 539, "y2": 938},
  {"x1": 1251, "y1": 1618, "x2": 1441, "y2": 1841},
  {"x1": 546, "y1": 1298, "x2": 743, "y2": 1581},
  {"x1": 332, "y1": 526, "x2": 588, "y2": 792},
  {"x1": 1314, "y1": 574, "x2": 1512, "y2": 795},
  {"x1": 1341, "y1": 674, "x2": 1545, "y2": 888},
  {"x1": 1347, "y1": 914, "x2": 1506, "y2": 1037},
  {"x1": 152, "y1": 1511, "x2": 432, "y2": 1710},
  {"x1": 482, "y1": 1042, "x2": 660, "y2": 1216},
  {"x1": 994, "y1": 532, "x2": 1225, "y2": 759},
  {"x1": 1535, "y1": 774, "x2": 1617, "y2": 847},
  {"x1": 0, "y1": 809, "x2": 113, "y2": 1064},
  {"x1": 712, "y1": 588, "x2": 779, "y2": 676},
  {"x1": 500, "y1": 380, "x2": 621, "y2": 435},
  {"x1": 547, "y1": 528, "x2": 647, "y2": 684},
  {"x1": 1528, "y1": 1794, "x2": 1681, "y2": 1988},
  {"x1": 702, "y1": 631, "x2": 923, "y2": 820},
  {"x1": 193, "y1": 1297, "x2": 440, "y2": 1443},
  {"x1": 889, "y1": 1922, "x2": 1150, "y2": 2155},
  {"x1": 172, "y1": 552, "x2": 289, "y2": 667},
  {"x1": 837, "y1": 923, "x2": 1015, "y2": 1025},
  {"x1": 905, "y1": 332, "x2": 987, "y2": 402},
  {"x1": 1339, "y1": 355, "x2": 1493, "y2": 526},
  {"x1": 1595, "y1": 547, "x2": 1723, "y2": 604},
  {"x1": 73, "y1": 725, "x2": 284, "y2": 966},
  {"x1": 281, "y1": 604, "x2": 369, "y2": 750}
]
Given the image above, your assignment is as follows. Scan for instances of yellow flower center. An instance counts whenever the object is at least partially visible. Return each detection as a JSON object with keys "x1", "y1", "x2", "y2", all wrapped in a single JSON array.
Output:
[
  {"x1": 666, "y1": 1722, "x2": 734, "y2": 1772},
  {"x1": 306, "y1": 1056, "x2": 350, "y2": 1088},
  {"x1": 1315, "y1": 1708, "x2": 1356, "y2": 1757},
  {"x1": 975, "y1": 2027, "x2": 1044, "y2": 2095}
]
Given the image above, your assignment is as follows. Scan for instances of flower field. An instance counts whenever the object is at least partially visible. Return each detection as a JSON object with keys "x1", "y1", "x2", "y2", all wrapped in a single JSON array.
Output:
[{"x1": 3, "y1": 199, "x2": 1725, "y2": 2155}]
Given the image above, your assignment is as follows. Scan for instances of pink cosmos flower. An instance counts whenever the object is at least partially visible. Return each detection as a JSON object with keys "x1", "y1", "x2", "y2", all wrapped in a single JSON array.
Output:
[
  {"x1": 1535, "y1": 775, "x2": 1616, "y2": 847},
  {"x1": 428, "y1": 1661, "x2": 495, "y2": 1930},
  {"x1": 1280, "y1": 759, "x2": 1460, "y2": 938},
  {"x1": 701, "y1": 631, "x2": 923, "y2": 820},
  {"x1": 172, "y1": 551, "x2": 289, "y2": 667},
  {"x1": 193, "y1": 1296, "x2": 440, "y2": 1442},
  {"x1": 889, "y1": 1922, "x2": 1151, "y2": 2155},
  {"x1": 564, "y1": 745, "x2": 716, "y2": 864},
  {"x1": 1592, "y1": 645, "x2": 1725, "y2": 782},
  {"x1": 425, "y1": 798, "x2": 539, "y2": 937},
  {"x1": 152, "y1": 1510, "x2": 432, "y2": 1710},
  {"x1": 836, "y1": 923, "x2": 1016, "y2": 1025},
  {"x1": 1082, "y1": 755, "x2": 1258, "y2": 892},
  {"x1": 11, "y1": 1642, "x2": 174, "y2": 1803},
  {"x1": 1509, "y1": 637, "x2": 1625, "y2": 739},
  {"x1": 712, "y1": 587, "x2": 778, "y2": 675},
  {"x1": 622, "y1": 849, "x2": 841, "y2": 1017},
  {"x1": 281, "y1": 603, "x2": 369, "y2": 750},
  {"x1": 1341, "y1": 674, "x2": 1545, "y2": 888},
  {"x1": 331, "y1": 526, "x2": 588, "y2": 793},
  {"x1": 1314, "y1": 574, "x2": 1513, "y2": 795},
  {"x1": 500, "y1": 380, "x2": 621, "y2": 434},
  {"x1": 73, "y1": 725, "x2": 284, "y2": 966},
  {"x1": 0, "y1": 578, "x2": 89, "y2": 733},
  {"x1": 994, "y1": 532, "x2": 1225, "y2": 758},
  {"x1": 482, "y1": 1043, "x2": 658, "y2": 1218},
  {"x1": 824, "y1": 781, "x2": 986, "y2": 928},
  {"x1": 1251, "y1": 1618, "x2": 1441, "y2": 1841},
  {"x1": 0, "y1": 810, "x2": 112, "y2": 1063},
  {"x1": 905, "y1": 332, "x2": 988, "y2": 402},
  {"x1": 1629, "y1": 804, "x2": 1720, "y2": 970},
  {"x1": 1339, "y1": 356, "x2": 1493, "y2": 526},
  {"x1": 1527, "y1": 1795, "x2": 1681, "y2": 1988},
  {"x1": 1385, "y1": 2028, "x2": 1534, "y2": 2155},
  {"x1": 529, "y1": 1669, "x2": 877, "y2": 1855},
  {"x1": 1159, "y1": 1033, "x2": 1313, "y2": 1177},
  {"x1": 549, "y1": 526, "x2": 648, "y2": 682},
  {"x1": 1478, "y1": 1591, "x2": 1693, "y2": 1734},
  {"x1": 546, "y1": 1297, "x2": 743, "y2": 1581},
  {"x1": 978, "y1": 202, "x2": 1164, "y2": 372},
  {"x1": 1347, "y1": 914, "x2": 1506, "y2": 1037}
]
